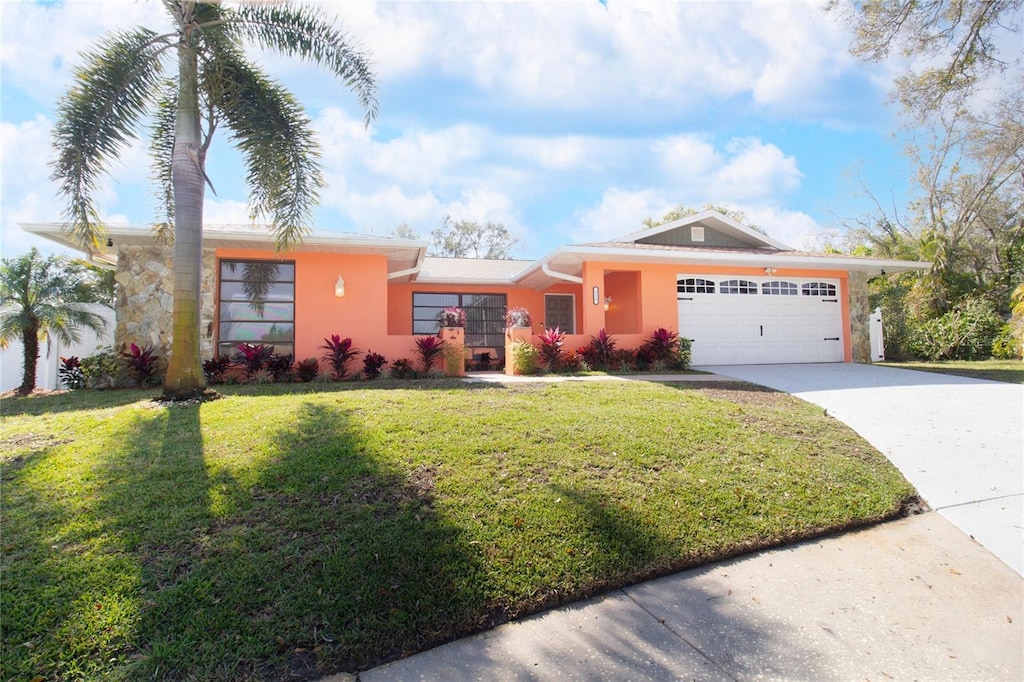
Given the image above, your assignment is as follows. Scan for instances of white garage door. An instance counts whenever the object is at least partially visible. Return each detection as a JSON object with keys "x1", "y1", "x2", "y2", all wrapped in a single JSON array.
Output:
[{"x1": 677, "y1": 275, "x2": 844, "y2": 365}]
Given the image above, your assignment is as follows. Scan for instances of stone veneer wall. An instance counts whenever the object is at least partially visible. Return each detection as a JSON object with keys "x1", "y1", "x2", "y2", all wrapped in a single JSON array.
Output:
[
  {"x1": 848, "y1": 271, "x2": 871, "y2": 363},
  {"x1": 114, "y1": 245, "x2": 217, "y2": 360}
]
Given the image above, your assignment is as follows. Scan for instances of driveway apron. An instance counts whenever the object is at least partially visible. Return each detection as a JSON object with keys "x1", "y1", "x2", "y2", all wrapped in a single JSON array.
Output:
[{"x1": 698, "y1": 363, "x2": 1024, "y2": 575}]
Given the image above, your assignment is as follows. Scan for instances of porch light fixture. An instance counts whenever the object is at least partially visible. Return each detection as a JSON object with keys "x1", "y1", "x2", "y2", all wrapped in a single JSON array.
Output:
[
  {"x1": 604, "y1": 296, "x2": 612, "y2": 311},
  {"x1": 592, "y1": 286, "x2": 600, "y2": 305},
  {"x1": 335, "y1": 275, "x2": 345, "y2": 298}
]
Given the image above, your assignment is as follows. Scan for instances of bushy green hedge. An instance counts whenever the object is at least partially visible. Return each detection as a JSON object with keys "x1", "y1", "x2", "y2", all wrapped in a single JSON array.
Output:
[{"x1": 907, "y1": 297, "x2": 1004, "y2": 361}]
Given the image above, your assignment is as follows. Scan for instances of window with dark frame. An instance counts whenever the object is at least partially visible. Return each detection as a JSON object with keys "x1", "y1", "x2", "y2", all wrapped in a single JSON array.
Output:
[
  {"x1": 217, "y1": 259, "x2": 295, "y2": 357},
  {"x1": 412, "y1": 292, "x2": 508, "y2": 351}
]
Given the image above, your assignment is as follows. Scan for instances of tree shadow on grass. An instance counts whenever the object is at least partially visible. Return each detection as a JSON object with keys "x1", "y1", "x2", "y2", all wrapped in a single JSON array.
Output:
[
  {"x1": 0, "y1": 388, "x2": 155, "y2": 417},
  {"x1": 0, "y1": 401, "x2": 213, "y2": 680},
  {"x1": 240, "y1": 401, "x2": 491, "y2": 678}
]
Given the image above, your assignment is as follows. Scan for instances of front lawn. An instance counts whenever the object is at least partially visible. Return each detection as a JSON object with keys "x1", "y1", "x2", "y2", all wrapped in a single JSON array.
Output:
[
  {"x1": 1, "y1": 380, "x2": 915, "y2": 680},
  {"x1": 881, "y1": 359, "x2": 1024, "y2": 384}
]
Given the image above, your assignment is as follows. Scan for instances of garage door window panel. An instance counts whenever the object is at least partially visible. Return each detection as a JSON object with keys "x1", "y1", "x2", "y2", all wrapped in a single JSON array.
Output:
[
  {"x1": 677, "y1": 278, "x2": 715, "y2": 295},
  {"x1": 802, "y1": 282, "x2": 837, "y2": 297},
  {"x1": 762, "y1": 281, "x2": 798, "y2": 295},
  {"x1": 721, "y1": 279, "x2": 758, "y2": 294}
]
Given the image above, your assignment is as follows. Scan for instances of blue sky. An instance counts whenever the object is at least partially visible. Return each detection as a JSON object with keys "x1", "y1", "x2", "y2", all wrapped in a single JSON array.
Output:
[{"x1": 1, "y1": 0, "x2": 917, "y2": 261}]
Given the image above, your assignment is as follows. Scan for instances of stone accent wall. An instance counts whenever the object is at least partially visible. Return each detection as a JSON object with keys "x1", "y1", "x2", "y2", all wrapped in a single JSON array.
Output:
[
  {"x1": 114, "y1": 245, "x2": 217, "y2": 359},
  {"x1": 848, "y1": 271, "x2": 871, "y2": 363}
]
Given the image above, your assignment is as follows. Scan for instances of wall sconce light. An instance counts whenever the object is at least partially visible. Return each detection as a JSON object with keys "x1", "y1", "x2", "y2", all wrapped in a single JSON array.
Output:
[
  {"x1": 604, "y1": 296, "x2": 612, "y2": 311},
  {"x1": 764, "y1": 267, "x2": 777, "y2": 275},
  {"x1": 334, "y1": 275, "x2": 345, "y2": 298},
  {"x1": 592, "y1": 285, "x2": 600, "y2": 305}
]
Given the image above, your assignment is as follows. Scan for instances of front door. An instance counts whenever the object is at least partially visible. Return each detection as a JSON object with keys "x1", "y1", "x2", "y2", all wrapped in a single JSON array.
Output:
[{"x1": 544, "y1": 294, "x2": 575, "y2": 333}]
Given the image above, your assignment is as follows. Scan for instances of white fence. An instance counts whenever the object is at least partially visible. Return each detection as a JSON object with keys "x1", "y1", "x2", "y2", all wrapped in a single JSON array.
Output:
[
  {"x1": 869, "y1": 306, "x2": 885, "y2": 362},
  {"x1": 0, "y1": 305, "x2": 116, "y2": 392}
]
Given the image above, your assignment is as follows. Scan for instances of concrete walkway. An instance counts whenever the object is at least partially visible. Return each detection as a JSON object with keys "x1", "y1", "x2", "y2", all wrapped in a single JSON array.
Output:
[{"x1": 699, "y1": 363, "x2": 1024, "y2": 575}]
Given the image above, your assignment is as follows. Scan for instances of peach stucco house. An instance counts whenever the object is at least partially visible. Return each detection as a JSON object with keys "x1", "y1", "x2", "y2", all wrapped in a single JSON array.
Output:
[{"x1": 23, "y1": 211, "x2": 928, "y2": 369}]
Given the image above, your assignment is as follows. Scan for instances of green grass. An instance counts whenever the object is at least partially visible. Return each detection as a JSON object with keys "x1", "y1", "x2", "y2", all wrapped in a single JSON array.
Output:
[
  {"x1": 881, "y1": 358, "x2": 1024, "y2": 384},
  {"x1": 1, "y1": 380, "x2": 915, "y2": 680}
]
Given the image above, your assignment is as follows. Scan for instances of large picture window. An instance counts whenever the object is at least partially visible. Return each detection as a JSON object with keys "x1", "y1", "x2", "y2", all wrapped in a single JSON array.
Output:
[
  {"x1": 413, "y1": 293, "x2": 507, "y2": 349},
  {"x1": 218, "y1": 260, "x2": 295, "y2": 357}
]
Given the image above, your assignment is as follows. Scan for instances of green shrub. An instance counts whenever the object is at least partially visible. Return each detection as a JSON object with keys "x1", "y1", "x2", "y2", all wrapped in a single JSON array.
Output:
[
  {"x1": 908, "y1": 297, "x2": 1003, "y2": 360},
  {"x1": 80, "y1": 346, "x2": 125, "y2": 388},
  {"x1": 511, "y1": 340, "x2": 539, "y2": 375},
  {"x1": 991, "y1": 324, "x2": 1022, "y2": 360},
  {"x1": 676, "y1": 337, "x2": 692, "y2": 370}
]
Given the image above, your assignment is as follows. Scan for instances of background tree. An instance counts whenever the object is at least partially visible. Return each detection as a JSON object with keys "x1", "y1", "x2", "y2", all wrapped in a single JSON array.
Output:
[
  {"x1": 51, "y1": 1, "x2": 377, "y2": 398},
  {"x1": 0, "y1": 249, "x2": 111, "y2": 395},
  {"x1": 644, "y1": 203, "x2": 766, "y2": 234},
  {"x1": 831, "y1": 0, "x2": 1021, "y2": 117},
  {"x1": 831, "y1": 0, "x2": 1023, "y2": 359},
  {"x1": 429, "y1": 215, "x2": 519, "y2": 258}
]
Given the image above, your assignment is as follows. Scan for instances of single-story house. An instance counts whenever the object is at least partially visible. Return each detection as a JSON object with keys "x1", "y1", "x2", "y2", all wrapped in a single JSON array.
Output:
[{"x1": 22, "y1": 210, "x2": 928, "y2": 369}]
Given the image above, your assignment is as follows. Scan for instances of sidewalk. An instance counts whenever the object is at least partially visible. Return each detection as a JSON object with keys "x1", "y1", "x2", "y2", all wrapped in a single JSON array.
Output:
[{"x1": 332, "y1": 514, "x2": 1021, "y2": 681}]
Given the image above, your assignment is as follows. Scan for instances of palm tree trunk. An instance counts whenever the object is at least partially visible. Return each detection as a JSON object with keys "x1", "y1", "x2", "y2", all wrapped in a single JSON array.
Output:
[
  {"x1": 19, "y1": 322, "x2": 39, "y2": 395},
  {"x1": 163, "y1": 33, "x2": 207, "y2": 398}
]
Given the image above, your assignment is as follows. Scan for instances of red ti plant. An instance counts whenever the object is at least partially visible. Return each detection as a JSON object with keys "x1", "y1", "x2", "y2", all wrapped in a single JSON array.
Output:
[
  {"x1": 585, "y1": 328, "x2": 616, "y2": 371},
  {"x1": 414, "y1": 336, "x2": 445, "y2": 373},
  {"x1": 233, "y1": 343, "x2": 272, "y2": 379},
  {"x1": 643, "y1": 327, "x2": 679, "y2": 364},
  {"x1": 321, "y1": 335, "x2": 361, "y2": 379},
  {"x1": 537, "y1": 327, "x2": 565, "y2": 370},
  {"x1": 121, "y1": 342, "x2": 162, "y2": 387}
]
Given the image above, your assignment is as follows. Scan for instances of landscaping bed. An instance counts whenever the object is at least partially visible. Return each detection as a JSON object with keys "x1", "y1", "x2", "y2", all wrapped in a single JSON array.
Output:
[{"x1": 0, "y1": 380, "x2": 916, "y2": 680}]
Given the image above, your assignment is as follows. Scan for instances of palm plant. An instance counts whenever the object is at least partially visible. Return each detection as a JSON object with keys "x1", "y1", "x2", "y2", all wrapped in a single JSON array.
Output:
[
  {"x1": 51, "y1": 1, "x2": 377, "y2": 399},
  {"x1": 0, "y1": 249, "x2": 111, "y2": 394}
]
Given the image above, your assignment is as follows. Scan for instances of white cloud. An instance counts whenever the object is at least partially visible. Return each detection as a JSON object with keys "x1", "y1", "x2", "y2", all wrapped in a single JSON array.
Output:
[
  {"x1": 203, "y1": 199, "x2": 252, "y2": 226},
  {"x1": 710, "y1": 138, "x2": 803, "y2": 200},
  {"x1": 0, "y1": 1, "x2": 166, "y2": 106},
  {"x1": 570, "y1": 188, "x2": 675, "y2": 243},
  {"x1": 738, "y1": 205, "x2": 825, "y2": 250}
]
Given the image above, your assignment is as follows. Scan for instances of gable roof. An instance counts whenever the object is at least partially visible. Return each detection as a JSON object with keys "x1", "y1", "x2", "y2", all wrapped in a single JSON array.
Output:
[{"x1": 612, "y1": 209, "x2": 793, "y2": 251}]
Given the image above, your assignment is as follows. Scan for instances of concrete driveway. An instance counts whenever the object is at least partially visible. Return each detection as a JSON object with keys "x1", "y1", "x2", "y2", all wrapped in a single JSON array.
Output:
[{"x1": 698, "y1": 363, "x2": 1024, "y2": 575}]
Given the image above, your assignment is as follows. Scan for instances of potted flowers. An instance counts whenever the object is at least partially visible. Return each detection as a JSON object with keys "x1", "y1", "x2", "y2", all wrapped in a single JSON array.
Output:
[
  {"x1": 438, "y1": 306, "x2": 467, "y2": 328},
  {"x1": 505, "y1": 306, "x2": 533, "y2": 328}
]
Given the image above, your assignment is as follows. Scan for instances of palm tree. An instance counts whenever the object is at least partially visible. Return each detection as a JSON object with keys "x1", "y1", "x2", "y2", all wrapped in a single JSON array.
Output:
[
  {"x1": 50, "y1": 1, "x2": 377, "y2": 399},
  {"x1": 0, "y1": 249, "x2": 111, "y2": 395}
]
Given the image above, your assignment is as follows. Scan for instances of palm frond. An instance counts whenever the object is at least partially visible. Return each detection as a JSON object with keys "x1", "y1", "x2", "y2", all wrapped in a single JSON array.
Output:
[
  {"x1": 50, "y1": 27, "x2": 171, "y2": 251},
  {"x1": 230, "y1": 3, "x2": 379, "y2": 125},
  {"x1": 202, "y1": 49, "x2": 323, "y2": 251}
]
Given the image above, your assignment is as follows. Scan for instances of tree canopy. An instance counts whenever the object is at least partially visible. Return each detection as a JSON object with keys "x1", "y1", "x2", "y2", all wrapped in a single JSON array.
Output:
[
  {"x1": 832, "y1": 0, "x2": 1023, "y2": 359},
  {"x1": 51, "y1": 1, "x2": 377, "y2": 397},
  {"x1": 0, "y1": 249, "x2": 111, "y2": 394},
  {"x1": 428, "y1": 216, "x2": 519, "y2": 259}
]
